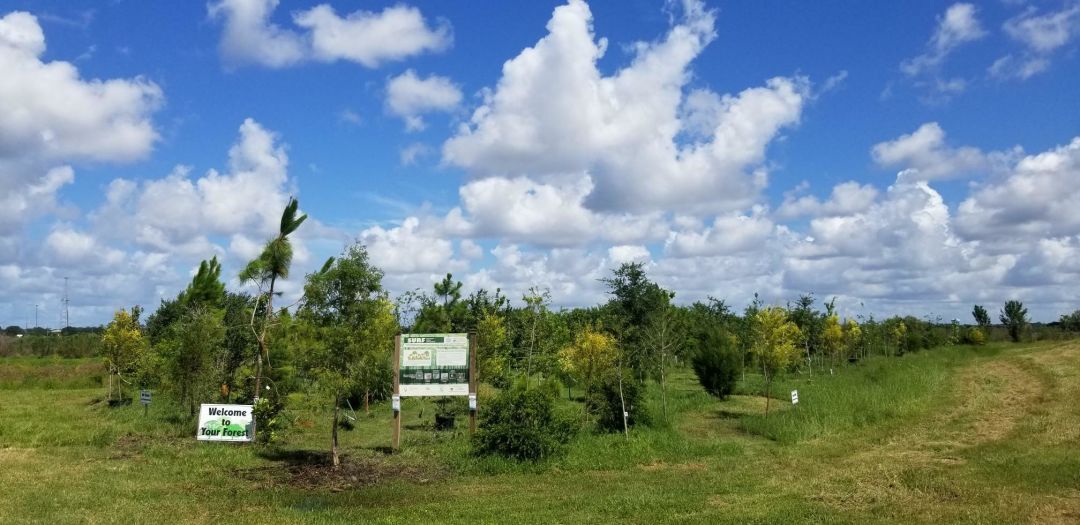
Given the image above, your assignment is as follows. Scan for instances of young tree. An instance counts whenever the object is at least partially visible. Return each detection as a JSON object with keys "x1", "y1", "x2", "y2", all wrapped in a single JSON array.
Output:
[
  {"x1": 887, "y1": 319, "x2": 907, "y2": 356},
  {"x1": 412, "y1": 274, "x2": 467, "y2": 333},
  {"x1": 101, "y1": 308, "x2": 147, "y2": 403},
  {"x1": 558, "y1": 325, "x2": 618, "y2": 415},
  {"x1": 972, "y1": 304, "x2": 991, "y2": 330},
  {"x1": 643, "y1": 305, "x2": 683, "y2": 420},
  {"x1": 475, "y1": 309, "x2": 509, "y2": 387},
  {"x1": 523, "y1": 286, "x2": 551, "y2": 383},
  {"x1": 821, "y1": 313, "x2": 844, "y2": 370},
  {"x1": 788, "y1": 293, "x2": 824, "y2": 375},
  {"x1": 1000, "y1": 300, "x2": 1029, "y2": 343},
  {"x1": 749, "y1": 307, "x2": 802, "y2": 416},
  {"x1": 601, "y1": 262, "x2": 672, "y2": 379},
  {"x1": 1059, "y1": 310, "x2": 1080, "y2": 332},
  {"x1": 239, "y1": 197, "x2": 307, "y2": 407},
  {"x1": 691, "y1": 327, "x2": 740, "y2": 399},
  {"x1": 842, "y1": 319, "x2": 862, "y2": 362},
  {"x1": 298, "y1": 243, "x2": 387, "y2": 468},
  {"x1": 178, "y1": 256, "x2": 226, "y2": 307},
  {"x1": 158, "y1": 307, "x2": 226, "y2": 416}
]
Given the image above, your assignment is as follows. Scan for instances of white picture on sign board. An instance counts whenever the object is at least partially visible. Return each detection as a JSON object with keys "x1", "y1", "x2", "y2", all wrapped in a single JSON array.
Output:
[{"x1": 196, "y1": 404, "x2": 254, "y2": 442}]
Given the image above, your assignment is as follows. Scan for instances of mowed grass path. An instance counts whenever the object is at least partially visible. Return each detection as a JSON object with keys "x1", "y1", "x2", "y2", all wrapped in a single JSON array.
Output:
[{"x1": 2, "y1": 342, "x2": 1079, "y2": 524}]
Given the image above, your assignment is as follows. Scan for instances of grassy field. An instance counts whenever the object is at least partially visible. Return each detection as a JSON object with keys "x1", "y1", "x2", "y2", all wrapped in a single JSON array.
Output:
[{"x1": 2, "y1": 341, "x2": 1079, "y2": 524}]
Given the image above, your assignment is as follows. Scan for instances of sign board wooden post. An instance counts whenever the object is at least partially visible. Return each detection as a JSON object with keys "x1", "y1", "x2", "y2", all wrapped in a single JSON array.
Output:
[
  {"x1": 469, "y1": 333, "x2": 477, "y2": 434},
  {"x1": 391, "y1": 334, "x2": 402, "y2": 451}
]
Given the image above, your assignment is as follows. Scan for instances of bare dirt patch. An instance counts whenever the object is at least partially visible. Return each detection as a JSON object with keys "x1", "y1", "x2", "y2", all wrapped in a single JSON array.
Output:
[
  {"x1": 241, "y1": 451, "x2": 447, "y2": 492},
  {"x1": 639, "y1": 460, "x2": 707, "y2": 472}
]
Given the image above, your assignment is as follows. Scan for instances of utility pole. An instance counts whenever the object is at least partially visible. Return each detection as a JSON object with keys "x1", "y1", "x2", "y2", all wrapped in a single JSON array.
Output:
[
  {"x1": 34, "y1": 304, "x2": 38, "y2": 329},
  {"x1": 63, "y1": 277, "x2": 70, "y2": 329}
]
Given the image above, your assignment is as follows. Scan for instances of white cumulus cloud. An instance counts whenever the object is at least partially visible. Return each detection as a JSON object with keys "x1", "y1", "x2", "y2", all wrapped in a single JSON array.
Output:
[
  {"x1": 442, "y1": 0, "x2": 808, "y2": 214},
  {"x1": 208, "y1": 0, "x2": 451, "y2": 69},
  {"x1": 385, "y1": 70, "x2": 462, "y2": 131}
]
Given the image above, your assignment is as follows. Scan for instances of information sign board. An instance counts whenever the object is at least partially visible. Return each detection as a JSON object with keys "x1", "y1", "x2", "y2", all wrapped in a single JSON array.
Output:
[{"x1": 398, "y1": 333, "x2": 470, "y2": 397}]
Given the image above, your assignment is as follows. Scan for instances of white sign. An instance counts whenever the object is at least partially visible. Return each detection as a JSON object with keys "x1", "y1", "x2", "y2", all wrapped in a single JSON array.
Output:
[
  {"x1": 399, "y1": 333, "x2": 470, "y2": 397},
  {"x1": 392, "y1": 395, "x2": 401, "y2": 412},
  {"x1": 791, "y1": 390, "x2": 799, "y2": 405},
  {"x1": 139, "y1": 390, "x2": 151, "y2": 406},
  {"x1": 197, "y1": 404, "x2": 254, "y2": 442},
  {"x1": 468, "y1": 393, "x2": 477, "y2": 411}
]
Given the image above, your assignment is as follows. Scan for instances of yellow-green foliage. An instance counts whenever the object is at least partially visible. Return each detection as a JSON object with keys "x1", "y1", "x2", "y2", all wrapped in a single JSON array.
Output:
[
  {"x1": 965, "y1": 327, "x2": 987, "y2": 346},
  {"x1": 843, "y1": 319, "x2": 862, "y2": 357},
  {"x1": 889, "y1": 320, "x2": 908, "y2": 349},
  {"x1": 558, "y1": 326, "x2": 618, "y2": 396},
  {"x1": 822, "y1": 314, "x2": 844, "y2": 363},
  {"x1": 476, "y1": 310, "x2": 508, "y2": 384},
  {"x1": 750, "y1": 307, "x2": 802, "y2": 379},
  {"x1": 101, "y1": 309, "x2": 146, "y2": 400}
]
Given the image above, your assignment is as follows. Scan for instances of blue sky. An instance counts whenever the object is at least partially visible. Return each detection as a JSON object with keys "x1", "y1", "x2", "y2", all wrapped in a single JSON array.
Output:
[{"x1": 2, "y1": 0, "x2": 1079, "y2": 327}]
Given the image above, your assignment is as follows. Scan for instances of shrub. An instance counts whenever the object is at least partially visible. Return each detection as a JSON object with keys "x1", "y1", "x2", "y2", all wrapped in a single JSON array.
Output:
[
  {"x1": 962, "y1": 327, "x2": 986, "y2": 346},
  {"x1": 691, "y1": 328, "x2": 741, "y2": 399},
  {"x1": 472, "y1": 380, "x2": 576, "y2": 460},
  {"x1": 590, "y1": 374, "x2": 649, "y2": 432}
]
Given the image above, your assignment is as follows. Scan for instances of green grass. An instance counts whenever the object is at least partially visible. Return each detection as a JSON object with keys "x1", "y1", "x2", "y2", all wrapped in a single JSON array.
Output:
[
  {"x1": 2, "y1": 341, "x2": 1079, "y2": 523},
  {"x1": 0, "y1": 357, "x2": 104, "y2": 389}
]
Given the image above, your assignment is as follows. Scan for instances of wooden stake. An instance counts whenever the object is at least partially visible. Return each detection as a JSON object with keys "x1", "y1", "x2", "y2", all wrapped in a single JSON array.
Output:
[
  {"x1": 392, "y1": 334, "x2": 401, "y2": 451},
  {"x1": 469, "y1": 332, "x2": 477, "y2": 435}
]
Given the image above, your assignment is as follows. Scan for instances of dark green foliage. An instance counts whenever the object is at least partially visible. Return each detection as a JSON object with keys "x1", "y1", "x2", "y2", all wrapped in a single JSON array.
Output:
[
  {"x1": 472, "y1": 381, "x2": 576, "y2": 460},
  {"x1": 787, "y1": 293, "x2": 824, "y2": 357},
  {"x1": 972, "y1": 305, "x2": 991, "y2": 329},
  {"x1": 239, "y1": 197, "x2": 307, "y2": 285},
  {"x1": 179, "y1": 256, "x2": 226, "y2": 307},
  {"x1": 691, "y1": 328, "x2": 741, "y2": 399},
  {"x1": 220, "y1": 293, "x2": 256, "y2": 397},
  {"x1": 1059, "y1": 310, "x2": 1080, "y2": 332},
  {"x1": 413, "y1": 273, "x2": 468, "y2": 333},
  {"x1": 682, "y1": 297, "x2": 737, "y2": 363},
  {"x1": 590, "y1": 374, "x2": 649, "y2": 432},
  {"x1": 601, "y1": 262, "x2": 672, "y2": 376},
  {"x1": 145, "y1": 298, "x2": 184, "y2": 346},
  {"x1": 1000, "y1": 300, "x2": 1029, "y2": 343}
]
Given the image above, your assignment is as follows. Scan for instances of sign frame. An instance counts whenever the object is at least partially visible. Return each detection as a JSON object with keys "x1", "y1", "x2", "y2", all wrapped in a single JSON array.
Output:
[
  {"x1": 392, "y1": 333, "x2": 477, "y2": 450},
  {"x1": 196, "y1": 403, "x2": 255, "y2": 443}
]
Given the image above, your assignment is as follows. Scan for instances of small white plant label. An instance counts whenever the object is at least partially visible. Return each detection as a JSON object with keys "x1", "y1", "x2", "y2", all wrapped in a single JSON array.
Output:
[{"x1": 791, "y1": 390, "x2": 799, "y2": 405}]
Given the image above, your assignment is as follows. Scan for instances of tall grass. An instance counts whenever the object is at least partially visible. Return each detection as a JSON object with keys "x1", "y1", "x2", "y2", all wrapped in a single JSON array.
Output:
[
  {"x1": 737, "y1": 344, "x2": 1001, "y2": 443},
  {"x1": 0, "y1": 357, "x2": 104, "y2": 389}
]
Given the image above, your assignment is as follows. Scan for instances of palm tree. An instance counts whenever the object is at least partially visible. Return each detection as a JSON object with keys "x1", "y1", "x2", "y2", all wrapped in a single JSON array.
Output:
[{"x1": 240, "y1": 197, "x2": 307, "y2": 409}]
